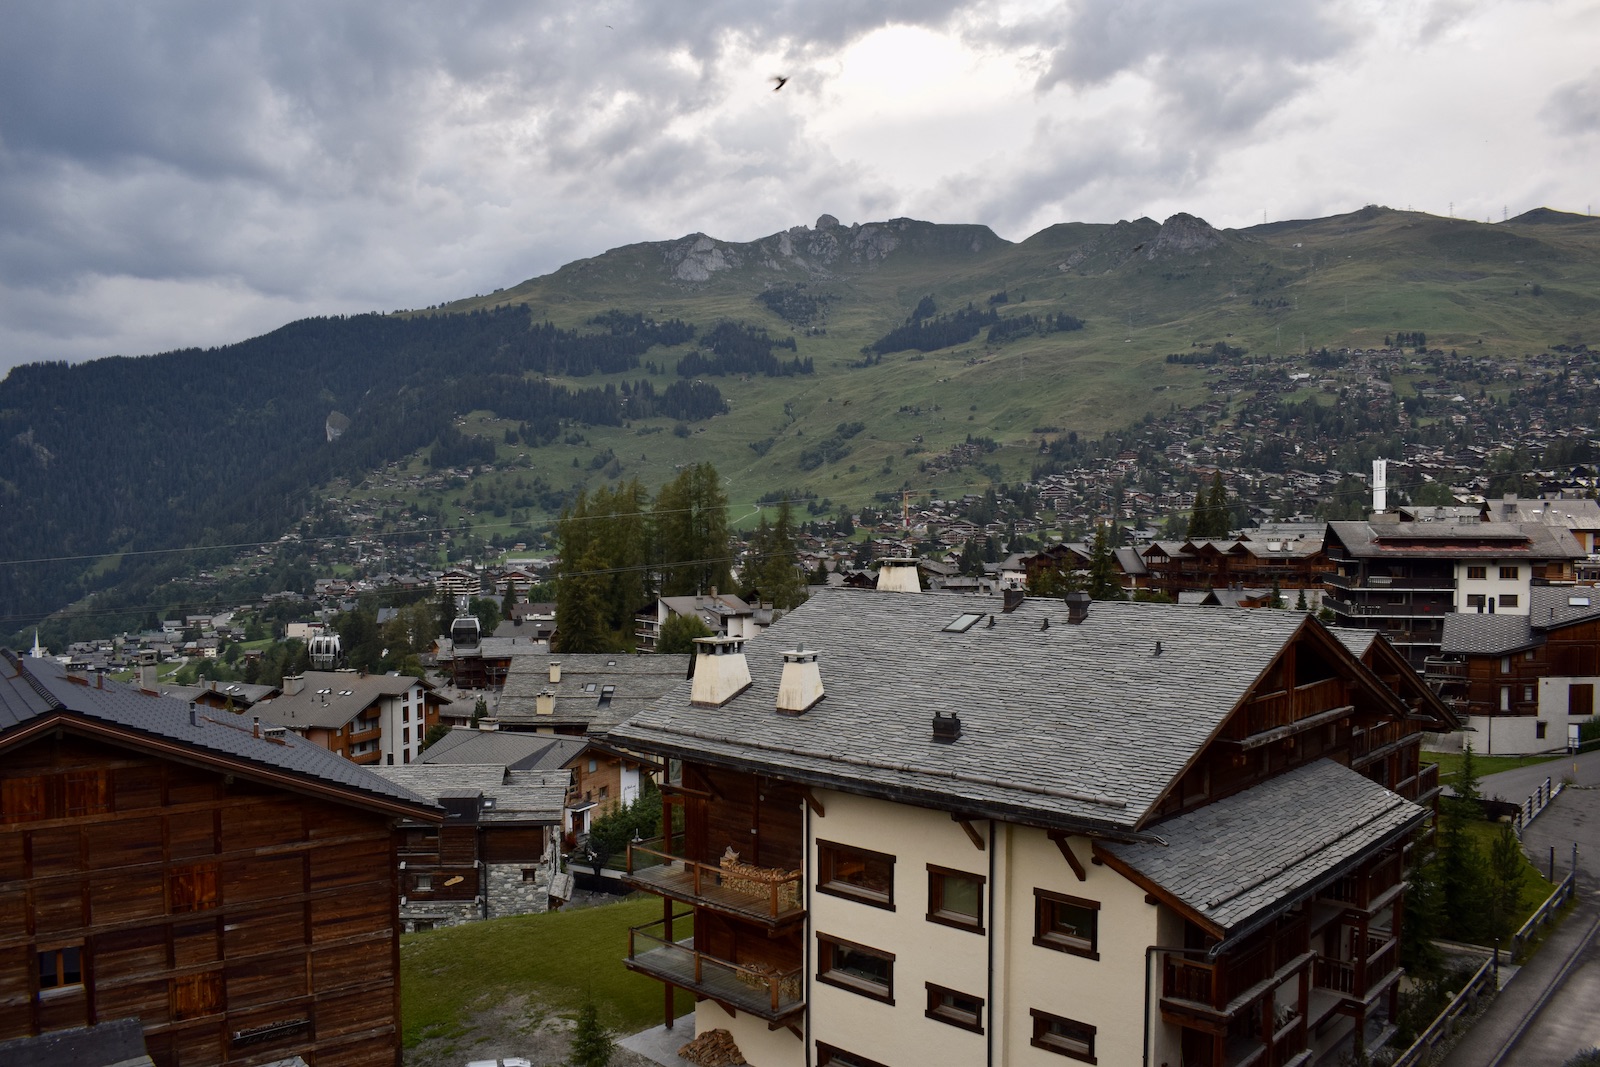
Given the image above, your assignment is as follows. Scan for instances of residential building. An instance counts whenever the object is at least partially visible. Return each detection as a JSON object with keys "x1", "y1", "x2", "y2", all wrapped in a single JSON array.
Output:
[
  {"x1": 494, "y1": 653, "x2": 690, "y2": 736},
  {"x1": 609, "y1": 587, "x2": 1452, "y2": 1067},
  {"x1": 1323, "y1": 515, "x2": 1582, "y2": 668},
  {"x1": 255, "y1": 670, "x2": 449, "y2": 766},
  {"x1": 635, "y1": 592, "x2": 767, "y2": 652},
  {"x1": 0, "y1": 649, "x2": 438, "y2": 1066},
  {"x1": 1426, "y1": 586, "x2": 1600, "y2": 754},
  {"x1": 371, "y1": 763, "x2": 566, "y2": 928}
]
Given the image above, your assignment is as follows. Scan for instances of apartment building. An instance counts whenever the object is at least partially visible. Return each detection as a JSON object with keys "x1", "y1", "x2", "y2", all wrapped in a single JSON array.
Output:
[
  {"x1": 609, "y1": 586, "x2": 1453, "y2": 1067},
  {"x1": 255, "y1": 670, "x2": 448, "y2": 766}
]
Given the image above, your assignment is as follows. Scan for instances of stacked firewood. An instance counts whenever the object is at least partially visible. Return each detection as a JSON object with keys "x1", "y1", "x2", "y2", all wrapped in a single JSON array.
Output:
[{"x1": 678, "y1": 1028, "x2": 747, "y2": 1066}]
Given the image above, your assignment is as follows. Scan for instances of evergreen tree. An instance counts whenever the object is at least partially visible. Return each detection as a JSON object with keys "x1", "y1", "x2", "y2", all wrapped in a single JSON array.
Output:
[
  {"x1": 759, "y1": 500, "x2": 806, "y2": 609},
  {"x1": 656, "y1": 463, "x2": 732, "y2": 596},
  {"x1": 1087, "y1": 525, "x2": 1124, "y2": 601},
  {"x1": 556, "y1": 546, "x2": 613, "y2": 653},
  {"x1": 1295, "y1": 588, "x2": 1309, "y2": 611},
  {"x1": 656, "y1": 612, "x2": 714, "y2": 654},
  {"x1": 437, "y1": 587, "x2": 459, "y2": 635},
  {"x1": 501, "y1": 579, "x2": 518, "y2": 624},
  {"x1": 567, "y1": 997, "x2": 615, "y2": 1067},
  {"x1": 1456, "y1": 741, "x2": 1483, "y2": 805},
  {"x1": 1270, "y1": 579, "x2": 1284, "y2": 609},
  {"x1": 1489, "y1": 824, "x2": 1527, "y2": 940}
]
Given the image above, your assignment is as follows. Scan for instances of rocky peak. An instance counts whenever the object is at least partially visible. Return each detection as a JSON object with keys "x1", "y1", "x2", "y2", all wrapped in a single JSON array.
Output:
[{"x1": 1143, "y1": 213, "x2": 1224, "y2": 260}]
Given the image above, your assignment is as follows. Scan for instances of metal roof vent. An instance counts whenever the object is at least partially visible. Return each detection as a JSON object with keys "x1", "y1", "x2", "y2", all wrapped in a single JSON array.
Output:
[
  {"x1": 690, "y1": 636, "x2": 752, "y2": 707},
  {"x1": 775, "y1": 646, "x2": 824, "y2": 716},
  {"x1": 1064, "y1": 591, "x2": 1091, "y2": 624},
  {"x1": 932, "y1": 711, "x2": 962, "y2": 743}
]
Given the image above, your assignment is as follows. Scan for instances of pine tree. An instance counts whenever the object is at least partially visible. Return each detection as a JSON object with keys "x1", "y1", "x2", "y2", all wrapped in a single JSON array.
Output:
[
  {"x1": 761, "y1": 500, "x2": 806, "y2": 609},
  {"x1": 567, "y1": 997, "x2": 615, "y2": 1067},
  {"x1": 656, "y1": 463, "x2": 732, "y2": 596},
  {"x1": 556, "y1": 546, "x2": 613, "y2": 653},
  {"x1": 501, "y1": 580, "x2": 519, "y2": 625},
  {"x1": 1087, "y1": 524, "x2": 1124, "y2": 601},
  {"x1": 1489, "y1": 824, "x2": 1527, "y2": 940}
]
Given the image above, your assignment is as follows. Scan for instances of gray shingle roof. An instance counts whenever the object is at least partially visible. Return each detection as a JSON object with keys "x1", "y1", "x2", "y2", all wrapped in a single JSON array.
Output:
[
  {"x1": 1327, "y1": 520, "x2": 1583, "y2": 560},
  {"x1": 496, "y1": 653, "x2": 690, "y2": 732},
  {"x1": 255, "y1": 670, "x2": 444, "y2": 731},
  {"x1": 609, "y1": 588, "x2": 1316, "y2": 837},
  {"x1": 1102, "y1": 759, "x2": 1424, "y2": 933},
  {"x1": 421, "y1": 728, "x2": 586, "y2": 771},
  {"x1": 369, "y1": 764, "x2": 566, "y2": 823},
  {"x1": 0, "y1": 652, "x2": 435, "y2": 815},
  {"x1": 1440, "y1": 614, "x2": 1539, "y2": 655}
]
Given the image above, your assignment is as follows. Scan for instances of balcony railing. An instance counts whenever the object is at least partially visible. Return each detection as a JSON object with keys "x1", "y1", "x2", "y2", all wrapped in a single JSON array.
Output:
[
  {"x1": 1322, "y1": 596, "x2": 1450, "y2": 620},
  {"x1": 1324, "y1": 573, "x2": 1455, "y2": 593},
  {"x1": 1320, "y1": 854, "x2": 1402, "y2": 911},
  {"x1": 1352, "y1": 719, "x2": 1405, "y2": 761},
  {"x1": 1397, "y1": 762, "x2": 1442, "y2": 802},
  {"x1": 1238, "y1": 677, "x2": 1348, "y2": 737},
  {"x1": 624, "y1": 838, "x2": 803, "y2": 924},
  {"x1": 626, "y1": 918, "x2": 803, "y2": 1021},
  {"x1": 1312, "y1": 934, "x2": 1398, "y2": 1002}
]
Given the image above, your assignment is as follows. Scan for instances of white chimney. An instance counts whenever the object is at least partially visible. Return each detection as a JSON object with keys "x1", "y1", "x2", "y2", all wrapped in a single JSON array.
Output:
[
  {"x1": 548, "y1": 661, "x2": 561, "y2": 684},
  {"x1": 876, "y1": 557, "x2": 921, "y2": 593},
  {"x1": 536, "y1": 690, "x2": 554, "y2": 716},
  {"x1": 1372, "y1": 458, "x2": 1388, "y2": 514},
  {"x1": 477, "y1": 717, "x2": 500, "y2": 731},
  {"x1": 775, "y1": 647, "x2": 824, "y2": 716},
  {"x1": 283, "y1": 674, "x2": 306, "y2": 696},
  {"x1": 690, "y1": 636, "x2": 752, "y2": 707}
]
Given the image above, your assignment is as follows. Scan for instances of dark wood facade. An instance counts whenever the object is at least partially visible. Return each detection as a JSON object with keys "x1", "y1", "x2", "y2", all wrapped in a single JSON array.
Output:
[
  {"x1": 1429, "y1": 614, "x2": 1600, "y2": 722},
  {"x1": 0, "y1": 730, "x2": 432, "y2": 1066},
  {"x1": 623, "y1": 764, "x2": 806, "y2": 1026}
]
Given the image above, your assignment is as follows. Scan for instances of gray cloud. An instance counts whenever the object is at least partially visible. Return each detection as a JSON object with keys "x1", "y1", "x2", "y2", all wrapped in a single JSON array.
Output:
[{"x1": 1543, "y1": 71, "x2": 1600, "y2": 137}]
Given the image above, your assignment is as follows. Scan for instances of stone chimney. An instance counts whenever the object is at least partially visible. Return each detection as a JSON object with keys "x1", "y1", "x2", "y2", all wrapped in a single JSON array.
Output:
[
  {"x1": 282, "y1": 674, "x2": 306, "y2": 696},
  {"x1": 548, "y1": 661, "x2": 561, "y2": 684},
  {"x1": 536, "y1": 690, "x2": 554, "y2": 716},
  {"x1": 477, "y1": 717, "x2": 500, "y2": 731},
  {"x1": 932, "y1": 711, "x2": 962, "y2": 743},
  {"x1": 690, "y1": 636, "x2": 752, "y2": 707},
  {"x1": 876, "y1": 557, "x2": 921, "y2": 593},
  {"x1": 775, "y1": 646, "x2": 824, "y2": 716},
  {"x1": 1003, "y1": 589, "x2": 1024, "y2": 614},
  {"x1": 1064, "y1": 591, "x2": 1090, "y2": 624}
]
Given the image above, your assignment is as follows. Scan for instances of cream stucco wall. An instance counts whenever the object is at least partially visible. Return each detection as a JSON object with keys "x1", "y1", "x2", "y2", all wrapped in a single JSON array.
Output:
[
  {"x1": 806, "y1": 789, "x2": 1176, "y2": 1067},
  {"x1": 1453, "y1": 560, "x2": 1531, "y2": 614}
]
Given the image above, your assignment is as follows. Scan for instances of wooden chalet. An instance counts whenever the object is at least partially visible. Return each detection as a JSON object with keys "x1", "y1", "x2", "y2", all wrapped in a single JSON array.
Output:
[
  {"x1": 0, "y1": 650, "x2": 440, "y2": 1066},
  {"x1": 609, "y1": 589, "x2": 1455, "y2": 1067}
]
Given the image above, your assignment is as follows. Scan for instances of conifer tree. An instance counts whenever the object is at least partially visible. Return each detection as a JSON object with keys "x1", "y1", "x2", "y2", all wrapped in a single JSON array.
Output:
[
  {"x1": 656, "y1": 463, "x2": 732, "y2": 596},
  {"x1": 1087, "y1": 524, "x2": 1125, "y2": 601},
  {"x1": 567, "y1": 997, "x2": 615, "y2": 1067}
]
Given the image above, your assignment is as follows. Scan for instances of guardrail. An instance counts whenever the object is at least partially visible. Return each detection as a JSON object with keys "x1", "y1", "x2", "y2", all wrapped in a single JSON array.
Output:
[
  {"x1": 1510, "y1": 872, "x2": 1576, "y2": 962},
  {"x1": 1387, "y1": 955, "x2": 1498, "y2": 1067},
  {"x1": 1510, "y1": 776, "x2": 1563, "y2": 839}
]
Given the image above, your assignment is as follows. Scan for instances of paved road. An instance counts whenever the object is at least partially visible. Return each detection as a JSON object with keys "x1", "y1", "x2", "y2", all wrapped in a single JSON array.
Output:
[{"x1": 1438, "y1": 754, "x2": 1600, "y2": 1067}]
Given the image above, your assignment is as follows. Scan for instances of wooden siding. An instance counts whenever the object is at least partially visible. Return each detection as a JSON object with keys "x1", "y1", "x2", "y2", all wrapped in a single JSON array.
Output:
[{"x1": 0, "y1": 733, "x2": 411, "y2": 1067}]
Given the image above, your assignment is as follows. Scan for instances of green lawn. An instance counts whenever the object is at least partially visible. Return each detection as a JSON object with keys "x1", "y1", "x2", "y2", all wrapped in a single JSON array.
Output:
[
  {"x1": 1462, "y1": 818, "x2": 1558, "y2": 928},
  {"x1": 400, "y1": 895, "x2": 693, "y2": 1048},
  {"x1": 1424, "y1": 750, "x2": 1562, "y2": 784}
]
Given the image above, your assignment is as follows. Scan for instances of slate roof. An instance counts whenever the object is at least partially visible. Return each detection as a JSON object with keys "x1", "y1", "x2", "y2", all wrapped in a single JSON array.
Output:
[
  {"x1": 1440, "y1": 614, "x2": 1538, "y2": 655},
  {"x1": 256, "y1": 670, "x2": 444, "y2": 731},
  {"x1": 0, "y1": 651, "x2": 435, "y2": 816},
  {"x1": 496, "y1": 653, "x2": 690, "y2": 733},
  {"x1": 370, "y1": 764, "x2": 566, "y2": 824},
  {"x1": 1528, "y1": 585, "x2": 1600, "y2": 628},
  {"x1": 420, "y1": 728, "x2": 587, "y2": 772},
  {"x1": 0, "y1": 1019, "x2": 155, "y2": 1067},
  {"x1": 609, "y1": 588, "x2": 1321, "y2": 838},
  {"x1": 1327, "y1": 520, "x2": 1582, "y2": 559},
  {"x1": 1102, "y1": 759, "x2": 1424, "y2": 934}
]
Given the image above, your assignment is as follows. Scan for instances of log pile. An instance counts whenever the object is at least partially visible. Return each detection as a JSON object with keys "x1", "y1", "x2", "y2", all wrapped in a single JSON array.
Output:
[
  {"x1": 678, "y1": 1028, "x2": 747, "y2": 1066},
  {"x1": 718, "y1": 847, "x2": 801, "y2": 911}
]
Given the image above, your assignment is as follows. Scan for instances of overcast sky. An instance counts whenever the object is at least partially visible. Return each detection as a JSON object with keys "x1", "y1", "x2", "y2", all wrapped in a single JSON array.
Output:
[{"x1": 1, "y1": 0, "x2": 1596, "y2": 375}]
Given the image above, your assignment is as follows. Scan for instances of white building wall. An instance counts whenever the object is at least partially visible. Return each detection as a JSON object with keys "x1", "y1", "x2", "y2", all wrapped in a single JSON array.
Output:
[
  {"x1": 804, "y1": 789, "x2": 1169, "y2": 1067},
  {"x1": 1453, "y1": 560, "x2": 1532, "y2": 615}
]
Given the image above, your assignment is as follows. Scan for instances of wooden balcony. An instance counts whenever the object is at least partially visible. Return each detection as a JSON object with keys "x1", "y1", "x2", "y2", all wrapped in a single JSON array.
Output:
[
  {"x1": 623, "y1": 839, "x2": 804, "y2": 927},
  {"x1": 1162, "y1": 943, "x2": 1310, "y2": 1022},
  {"x1": 1319, "y1": 854, "x2": 1402, "y2": 912},
  {"x1": 626, "y1": 918, "x2": 803, "y2": 1023},
  {"x1": 1311, "y1": 934, "x2": 1398, "y2": 1005},
  {"x1": 1397, "y1": 762, "x2": 1442, "y2": 803}
]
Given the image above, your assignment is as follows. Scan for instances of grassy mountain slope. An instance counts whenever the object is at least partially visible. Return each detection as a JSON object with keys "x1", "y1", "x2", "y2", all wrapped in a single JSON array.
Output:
[{"x1": 5, "y1": 206, "x2": 1600, "y2": 633}]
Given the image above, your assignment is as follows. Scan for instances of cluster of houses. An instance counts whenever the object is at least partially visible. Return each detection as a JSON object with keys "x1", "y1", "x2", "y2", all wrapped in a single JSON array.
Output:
[{"x1": 2, "y1": 559, "x2": 1460, "y2": 1067}]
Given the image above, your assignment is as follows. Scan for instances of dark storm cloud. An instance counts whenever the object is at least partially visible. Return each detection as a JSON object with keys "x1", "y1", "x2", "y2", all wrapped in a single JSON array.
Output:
[{"x1": 1542, "y1": 72, "x2": 1600, "y2": 137}]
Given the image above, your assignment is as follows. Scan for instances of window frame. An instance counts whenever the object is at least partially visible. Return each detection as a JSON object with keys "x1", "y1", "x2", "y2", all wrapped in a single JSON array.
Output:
[
  {"x1": 37, "y1": 945, "x2": 84, "y2": 995},
  {"x1": 1500, "y1": 566, "x2": 1519, "y2": 581},
  {"x1": 817, "y1": 840, "x2": 896, "y2": 910},
  {"x1": 1030, "y1": 1008, "x2": 1096, "y2": 1062},
  {"x1": 1501, "y1": 593, "x2": 1520, "y2": 609},
  {"x1": 927, "y1": 864, "x2": 985, "y2": 933},
  {"x1": 817, "y1": 932, "x2": 895, "y2": 1004},
  {"x1": 816, "y1": 1042, "x2": 892, "y2": 1067},
  {"x1": 1033, "y1": 889, "x2": 1100, "y2": 959},
  {"x1": 1467, "y1": 565, "x2": 1487, "y2": 580},
  {"x1": 925, "y1": 981, "x2": 985, "y2": 1034}
]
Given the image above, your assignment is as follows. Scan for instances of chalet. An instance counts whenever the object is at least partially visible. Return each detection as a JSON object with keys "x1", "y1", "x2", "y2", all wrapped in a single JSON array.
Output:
[
  {"x1": 370, "y1": 763, "x2": 566, "y2": 928},
  {"x1": 0, "y1": 649, "x2": 439, "y2": 1066},
  {"x1": 1324, "y1": 516, "x2": 1582, "y2": 668},
  {"x1": 1426, "y1": 586, "x2": 1600, "y2": 754},
  {"x1": 492, "y1": 653, "x2": 691, "y2": 736},
  {"x1": 254, "y1": 670, "x2": 449, "y2": 766},
  {"x1": 636, "y1": 592, "x2": 764, "y2": 653},
  {"x1": 609, "y1": 587, "x2": 1453, "y2": 1067}
]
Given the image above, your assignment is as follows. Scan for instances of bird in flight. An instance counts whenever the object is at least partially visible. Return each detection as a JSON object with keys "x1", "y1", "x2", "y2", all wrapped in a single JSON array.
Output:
[{"x1": 772, "y1": 76, "x2": 788, "y2": 91}]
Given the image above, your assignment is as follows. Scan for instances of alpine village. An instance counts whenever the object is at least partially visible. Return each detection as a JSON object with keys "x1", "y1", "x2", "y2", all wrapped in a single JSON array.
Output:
[{"x1": 11, "y1": 206, "x2": 1600, "y2": 1067}]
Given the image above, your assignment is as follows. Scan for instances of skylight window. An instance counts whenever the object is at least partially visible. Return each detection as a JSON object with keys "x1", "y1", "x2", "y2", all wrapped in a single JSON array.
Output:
[
  {"x1": 599, "y1": 685, "x2": 615, "y2": 707},
  {"x1": 942, "y1": 612, "x2": 985, "y2": 633},
  {"x1": 1571, "y1": 597, "x2": 1592, "y2": 607}
]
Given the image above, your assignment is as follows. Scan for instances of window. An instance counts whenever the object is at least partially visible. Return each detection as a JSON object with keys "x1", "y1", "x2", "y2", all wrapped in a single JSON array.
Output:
[
  {"x1": 587, "y1": 759, "x2": 598, "y2": 773},
  {"x1": 1467, "y1": 566, "x2": 1487, "y2": 580},
  {"x1": 1501, "y1": 687, "x2": 1511, "y2": 712},
  {"x1": 1466, "y1": 594, "x2": 1487, "y2": 610},
  {"x1": 37, "y1": 946, "x2": 82, "y2": 992},
  {"x1": 928, "y1": 865, "x2": 984, "y2": 932},
  {"x1": 403, "y1": 727, "x2": 411, "y2": 743},
  {"x1": 817, "y1": 840, "x2": 895, "y2": 908},
  {"x1": 1034, "y1": 889, "x2": 1099, "y2": 958},
  {"x1": 926, "y1": 982, "x2": 984, "y2": 1033},
  {"x1": 1031, "y1": 1008, "x2": 1096, "y2": 1062},
  {"x1": 1537, "y1": 721, "x2": 1549, "y2": 740},
  {"x1": 1571, "y1": 683, "x2": 1594, "y2": 717},
  {"x1": 816, "y1": 1043, "x2": 891, "y2": 1067},
  {"x1": 1500, "y1": 566, "x2": 1519, "y2": 581},
  {"x1": 414, "y1": 873, "x2": 433, "y2": 892},
  {"x1": 599, "y1": 685, "x2": 615, "y2": 707},
  {"x1": 818, "y1": 934, "x2": 894, "y2": 1002},
  {"x1": 942, "y1": 612, "x2": 984, "y2": 633},
  {"x1": 522, "y1": 868, "x2": 540, "y2": 883},
  {"x1": 1501, "y1": 657, "x2": 1512, "y2": 675},
  {"x1": 1501, "y1": 594, "x2": 1520, "y2": 609},
  {"x1": 1525, "y1": 686, "x2": 1536, "y2": 703}
]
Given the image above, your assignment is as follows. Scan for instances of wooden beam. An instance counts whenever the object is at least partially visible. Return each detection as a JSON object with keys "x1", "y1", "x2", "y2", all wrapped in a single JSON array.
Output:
[
  {"x1": 801, "y1": 787, "x2": 826, "y2": 818},
  {"x1": 1047, "y1": 830, "x2": 1086, "y2": 881},
  {"x1": 952, "y1": 814, "x2": 985, "y2": 851}
]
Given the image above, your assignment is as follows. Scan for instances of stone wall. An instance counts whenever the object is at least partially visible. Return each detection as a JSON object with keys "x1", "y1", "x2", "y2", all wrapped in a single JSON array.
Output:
[{"x1": 486, "y1": 861, "x2": 551, "y2": 919}]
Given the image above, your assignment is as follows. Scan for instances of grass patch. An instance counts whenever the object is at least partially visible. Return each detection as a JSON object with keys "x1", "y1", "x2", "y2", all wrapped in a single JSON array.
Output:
[
  {"x1": 1462, "y1": 817, "x2": 1557, "y2": 927},
  {"x1": 1424, "y1": 751, "x2": 1561, "y2": 783},
  {"x1": 400, "y1": 895, "x2": 693, "y2": 1048}
]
